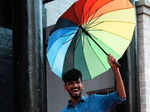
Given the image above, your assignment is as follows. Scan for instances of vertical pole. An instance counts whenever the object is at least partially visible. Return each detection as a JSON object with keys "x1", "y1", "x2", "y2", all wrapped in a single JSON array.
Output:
[
  {"x1": 127, "y1": 0, "x2": 140, "y2": 112},
  {"x1": 13, "y1": 0, "x2": 47, "y2": 112},
  {"x1": 118, "y1": 0, "x2": 140, "y2": 112}
]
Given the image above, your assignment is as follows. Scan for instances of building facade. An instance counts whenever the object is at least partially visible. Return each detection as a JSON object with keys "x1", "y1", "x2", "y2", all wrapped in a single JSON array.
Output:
[{"x1": 136, "y1": 0, "x2": 150, "y2": 112}]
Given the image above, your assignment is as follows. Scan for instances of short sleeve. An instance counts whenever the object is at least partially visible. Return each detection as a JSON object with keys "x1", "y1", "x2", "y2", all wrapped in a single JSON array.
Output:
[
  {"x1": 61, "y1": 107, "x2": 67, "y2": 112},
  {"x1": 90, "y1": 91, "x2": 126, "y2": 111}
]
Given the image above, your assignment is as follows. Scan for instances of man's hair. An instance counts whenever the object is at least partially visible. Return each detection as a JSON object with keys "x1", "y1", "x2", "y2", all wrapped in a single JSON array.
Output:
[{"x1": 62, "y1": 69, "x2": 82, "y2": 83}]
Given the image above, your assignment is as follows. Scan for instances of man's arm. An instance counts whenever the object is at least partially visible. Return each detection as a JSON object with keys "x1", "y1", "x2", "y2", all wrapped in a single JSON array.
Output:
[{"x1": 107, "y1": 54, "x2": 126, "y2": 99}]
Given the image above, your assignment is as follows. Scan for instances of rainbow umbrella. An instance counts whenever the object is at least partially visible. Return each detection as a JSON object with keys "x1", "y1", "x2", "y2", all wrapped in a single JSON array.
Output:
[{"x1": 47, "y1": 0, "x2": 136, "y2": 80}]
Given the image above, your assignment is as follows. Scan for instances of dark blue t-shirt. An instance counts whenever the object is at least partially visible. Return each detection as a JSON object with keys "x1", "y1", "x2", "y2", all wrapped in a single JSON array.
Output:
[{"x1": 61, "y1": 92, "x2": 125, "y2": 112}]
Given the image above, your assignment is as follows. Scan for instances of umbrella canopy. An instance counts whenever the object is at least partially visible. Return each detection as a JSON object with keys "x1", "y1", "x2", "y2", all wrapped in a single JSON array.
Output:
[
  {"x1": 47, "y1": 0, "x2": 136, "y2": 80},
  {"x1": 45, "y1": 0, "x2": 77, "y2": 26}
]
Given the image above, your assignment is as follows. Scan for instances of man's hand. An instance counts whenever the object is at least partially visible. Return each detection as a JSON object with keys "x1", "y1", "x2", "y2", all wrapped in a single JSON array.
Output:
[
  {"x1": 107, "y1": 54, "x2": 118, "y2": 70},
  {"x1": 107, "y1": 54, "x2": 126, "y2": 99}
]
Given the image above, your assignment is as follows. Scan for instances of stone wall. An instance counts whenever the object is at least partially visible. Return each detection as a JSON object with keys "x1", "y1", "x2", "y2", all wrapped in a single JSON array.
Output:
[{"x1": 136, "y1": 1, "x2": 150, "y2": 112}]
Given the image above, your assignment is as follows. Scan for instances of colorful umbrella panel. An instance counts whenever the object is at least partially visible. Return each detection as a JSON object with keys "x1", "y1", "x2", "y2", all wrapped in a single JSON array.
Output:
[{"x1": 47, "y1": 0, "x2": 136, "y2": 80}]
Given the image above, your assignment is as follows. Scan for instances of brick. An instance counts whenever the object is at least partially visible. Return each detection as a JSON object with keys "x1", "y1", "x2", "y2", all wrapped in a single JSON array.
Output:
[{"x1": 136, "y1": 1, "x2": 150, "y2": 112}]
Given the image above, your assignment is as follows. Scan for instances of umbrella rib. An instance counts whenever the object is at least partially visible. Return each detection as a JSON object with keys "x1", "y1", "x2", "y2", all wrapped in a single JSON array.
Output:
[
  {"x1": 87, "y1": 8, "x2": 101, "y2": 25},
  {"x1": 50, "y1": 32, "x2": 77, "y2": 47},
  {"x1": 87, "y1": 7, "x2": 135, "y2": 26},
  {"x1": 74, "y1": 34, "x2": 81, "y2": 50},
  {"x1": 81, "y1": 0, "x2": 87, "y2": 24},
  {"x1": 86, "y1": 0, "x2": 112, "y2": 24},
  {"x1": 88, "y1": 20, "x2": 135, "y2": 29},
  {"x1": 88, "y1": 16, "x2": 101, "y2": 26},
  {"x1": 61, "y1": 31, "x2": 81, "y2": 45},
  {"x1": 63, "y1": 38, "x2": 73, "y2": 45},
  {"x1": 87, "y1": 28, "x2": 131, "y2": 41},
  {"x1": 87, "y1": 0, "x2": 116, "y2": 25},
  {"x1": 85, "y1": 1, "x2": 99, "y2": 24},
  {"x1": 69, "y1": 29, "x2": 81, "y2": 50},
  {"x1": 60, "y1": 32, "x2": 77, "y2": 38},
  {"x1": 88, "y1": 32, "x2": 121, "y2": 57},
  {"x1": 81, "y1": 34, "x2": 92, "y2": 79},
  {"x1": 80, "y1": 27, "x2": 109, "y2": 71},
  {"x1": 86, "y1": 35, "x2": 108, "y2": 70},
  {"x1": 80, "y1": 26, "x2": 108, "y2": 55},
  {"x1": 88, "y1": 20, "x2": 104, "y2": 28},
  {"x1": 72, "y1": 5, "x2": 80, "y2": 25}
]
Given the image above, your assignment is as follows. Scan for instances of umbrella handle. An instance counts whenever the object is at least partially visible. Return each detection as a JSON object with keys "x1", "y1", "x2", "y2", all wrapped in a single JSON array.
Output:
[
  {"x1": 115, "y1": 61, "x2": 121, "y2": 67},
  {"x1": 107, "y1": 54, "x2": 121, "y2": 68}
]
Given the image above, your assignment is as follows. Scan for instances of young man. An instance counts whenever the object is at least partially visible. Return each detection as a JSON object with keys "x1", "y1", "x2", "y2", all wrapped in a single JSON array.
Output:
[{"x1": 61, "y1": 54, "x2": 126, "y2": 112}]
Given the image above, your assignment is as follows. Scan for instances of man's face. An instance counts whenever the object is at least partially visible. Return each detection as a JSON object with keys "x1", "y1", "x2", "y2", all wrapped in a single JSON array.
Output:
[{"x1": 64, "y1": 78, "x2": 83, "y2": 99}]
